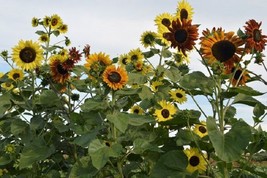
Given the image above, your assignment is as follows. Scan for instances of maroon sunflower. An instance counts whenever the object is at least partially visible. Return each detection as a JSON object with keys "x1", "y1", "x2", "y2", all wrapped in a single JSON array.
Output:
[
  {"x1": 49, "y1": 55, "x2": 70, "y2": 83},
  {"x1": 163, "y1": 18, "x2": 199, "y2": 56},
  {"x1": 69, "y1": 47, "x2": 82, "y2": 63},
  {"x1": 244, "y1": 19, "x2": 267, "y2": 53}
]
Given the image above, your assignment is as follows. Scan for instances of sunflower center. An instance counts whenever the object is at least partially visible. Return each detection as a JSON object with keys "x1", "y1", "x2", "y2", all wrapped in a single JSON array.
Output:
[
  {"x1": 57, "y1": 64, "x2": 68, "y2": 75},
  {"x1": 176, "y1": 92, "x2": 183, "y2": 98},
  {"x1": 122, "y1": 58, "x2": 128, "y2": 65},
  {"x1": 174, "y1": 29, "x2": 188, "y2": 43},
  {"x1": 234, "y1": 69, "x2": 243, "y2": 80},
  {"x1": 162, "y1": 18, "x2": 171, "y2": 27},
  {"x1": 180, "y1": 9, "x2": 188, "y2": 20},
  {"x1": 161, "y1": 109, "x2": 170, "y2": 118},
  {"x1": 199, "y1": 126, "x2": 207, "y2": 133},
  {"x1": 13, "y1": 73, "x2": 20, "y2": 80},
  {"x1": 189, "y1": 156, "x2": 200, "y2": 167},
  {"x1": 108, "y1": 72, "x2": 121, "y2": 83},
  {"x1": 134, "y1": 109, "x2": 140, "y2": 114},
  {"x1": 144, "y1": 34, "x2": 155, "y2": 44},
  {"x1": 212, "y1": 40, "x2": 236, "y2": 62},
  {"x1": 131, "y1": 55, "x2": 138, "y2": 61},
  {"x1": 253, "y1": 29, "x2": 262, "y2": 42},
  {"x1": 19, "y1": 47, "x2": 36, "y2": 63},
  {"x1": 51, "y1": 18, "x2": 58, "y2": 26}
]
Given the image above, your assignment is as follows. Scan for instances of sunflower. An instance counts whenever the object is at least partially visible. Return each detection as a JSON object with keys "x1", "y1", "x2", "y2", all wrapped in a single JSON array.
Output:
[
  {"x1": 12, "y1": 40, "x2": 44, "y2": 71},
  {"x1": 118, "y1": 53, "x2": 129, "y2": 66},
  {"x1": 244, "y1": 19, "x2": 267, "y2": 53},
  {"x1": 154, "y1": 100, "x2": 177, "y2": 122},
  {"x1": 7, "y1": 68, "x2": 24, "y2": 81},
  {"x1": 0, "y1": 72, "x2": 4, "y2": 78},
  {"x1": 49, "y1": 55, "x2": 70, "y2": 83},
  {"x1": 193, "y1": 121, "x2": 208, "y2": 138},
  {"x1": 129, "y1": 105, "x2": 144, "y2": 115},
  {"x1": 128, "y1": 48, "x2": 144, "y2": 64},
  {"x1": 103, "y1": 65, "x2": 128, "y2": 90},
  {"x1": 31, "y1": 17, "x2": 39, "y2": 27},
  {"x1": 1, "y1": 82, "x2": 14, "y2": 91},
  {"x1": 176, "y1": 0, "x2": 194, "y2": 20},
  {"x1": 155, "y1": 13, "x2": 174, "y2": 45},
  {"x1": 164, "y1": 19, "x2": 199, "y2": 56},
  {"x1": 228, "y1": 67, "x2": 250, "y2": 86},
  {"x1": 173, "y1": 51, "x2": 190, "y2": 65},
  {"x1": 58, "y1": 24, "x2": 68, "y2": 34},
  {"x1": 200, "y1": 30, "x2": 244, "y2": 68},
  {"x1": 169, "y1": 88, "x2": 187, "y2": 104},
  {"x1": 69, "y1": 47, "x2": 82, "y2": 63},
  {"x1": 151, "y1": 81, "x2": 163, "y2": 92},
  {"x1": 84, "y1": 52, "x2": 112, "y2": 70},
  {"x1": 50, "y1": 14, "x2": 63, "y2": 30},
  {"x1": 184, "y1": 148, "x2": 207, "y2": 174},
  {"x1": 39, "y1": 34, "x2": 49, "y2": 43},
  {"x1": 43, "y1": 16, "x2": 51, "y2": 27},
  {"x1": 140, "y1": 31, "x2": 157, "y2": 48}
]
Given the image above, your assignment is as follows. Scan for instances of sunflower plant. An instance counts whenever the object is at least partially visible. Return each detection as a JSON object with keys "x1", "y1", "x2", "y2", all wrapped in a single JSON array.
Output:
[{"x1": 0, "y1": 1, "x2": 267, "y2": 178}]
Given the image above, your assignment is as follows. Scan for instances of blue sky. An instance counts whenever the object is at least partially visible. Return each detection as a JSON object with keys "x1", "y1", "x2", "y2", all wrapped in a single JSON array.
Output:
[{"x1": 0, "y1": 0, "x2": 266, "y2": 128}]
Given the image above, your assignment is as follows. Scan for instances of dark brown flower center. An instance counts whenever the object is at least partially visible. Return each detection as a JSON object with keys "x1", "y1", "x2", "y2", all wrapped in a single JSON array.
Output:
[
  {"x1": 234, "y1": 69, "x2": 243, "y2": 80},
  {"x1": 131, "y1": 55, "x2": 138, "y2": 61},
  {"x1": 199, "y1": 126, "x2": 207, "y2": 133},
  {"x1": 51, "y1": 18, "x2": 58, "y2": 26},
  {"x1": 19, "y1": 47, "x2": 36, "y2": 63},
  {"x1": 189, "y1": 156, "x2": 200, "y2": 167},
  {"x1": 174, "y1": 29, "x2": 188, "y2": 43},
  {"x1": 162, "y1": 18, "x2": 171, "y2": 27},
  {"x1": 57, "y1": 63, "x2": 68, "y2": 75},
  {"x1": 144, "y1": 34, "x2": 155, "y2": 45},
  {"x1": 253, "y1": 29, "x2": 262, "y2": 42},
  {"x1": 161, "y1": 109, "x2": 170, "y2": 118},
  {"x1": 122, "y1": 58, "x2": 127, "y2": 65},
  {"x1": 134, "y1": 109, "x2": 140, "y2": 114},
  {"x1": 180, "y1": 9, "x2": 188, "y2": 20},
  {"x1": 212, "y1": 40, "x2": 236, "y2": 62},
  {"x1": 13, "y1": 73, "x2": 20, "y2": 80},
  {"x1": 108, "y1": 72, "x2": 121, "y2": 83},
  {"x1": 176, "y1": 92, "x2": 183, "y2": 98}
]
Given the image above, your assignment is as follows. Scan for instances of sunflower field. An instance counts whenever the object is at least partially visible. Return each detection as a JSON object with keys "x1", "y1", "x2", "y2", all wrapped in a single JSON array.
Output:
[{"x1": 0, "y1": 0, "x2": 267, "y2": 177}]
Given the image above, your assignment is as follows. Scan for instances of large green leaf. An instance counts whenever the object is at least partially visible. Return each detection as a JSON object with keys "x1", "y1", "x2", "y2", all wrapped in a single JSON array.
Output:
[
  {"x1": 69, "y1": 156, "x2": 97, "y2": 178},
  {"x1": 38, "y1": 90, "x2": 61, "y2": 107},
  {"x1": 11, "y1": 119, "x2": 28, "y2": 136},
  {"x1": 164, "y1": 66, "x2": 182, "y2": 82},
  {"x1": 80, "y1": 98, "x2": 107, "y2": 112},
  {"x1": 233, "y1": 93, "x2": 265, "y2": 107},
  {"x1": 207, "y1": 117, "x2": 251, "y2": 162},
  {"x1": 0, "y1": 94, "x2": 11, "y2": 116},
  {"x1": 133, "y1": 138, "x2": 161, "y2": 154}
]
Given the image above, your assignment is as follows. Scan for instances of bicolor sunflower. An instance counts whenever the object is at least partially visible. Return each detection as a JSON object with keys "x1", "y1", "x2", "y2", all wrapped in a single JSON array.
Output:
[
  {"x1": 226, "y1": 67, "x2": 250, "y2": 86},
  {"x1": 244, "y1": 19, "x2": 267, "y2": 53},
  {"x1": 7, "y1": 68, "x2": 24, "y2": 81},
  {"x1": 154, "y1": 100, "x2": 177, "y2": 122},
  {"x1": 12, "y1": 40, "x2": 43, "y2": 71},
  {"x1": 193, "y1": 121, "x2": 208, "y2": 138},
  {"x1": 103, "y1": 65, "x2": 128, "y2": 90},
  {"x1": 129, "y1": 105, "x2": 144, "y2": 115},
  {"x1": 169, "y1": 88, "x2": 187, "y2": 104},
  {"x1": 200, "y1": 30, "x2": 244, "y2": 68},
  {"x1": 140, "y1": 31, "x2": 157, "y2": 48},
  {"x1": 49, "y1": 55, "x2": 70, "y2": 83},
  {"x1": 176, "y1": 0, "x2": 194, "y2": 20},
  {"x1": 50, "y1": 14, "x2": 63, "y2": 30},
  {"x1": 184, "y1": 147, "x2": 207, "y2": 174},
  {"x1": 164, "y1": 19, "x2": 199, "y2": 56}
]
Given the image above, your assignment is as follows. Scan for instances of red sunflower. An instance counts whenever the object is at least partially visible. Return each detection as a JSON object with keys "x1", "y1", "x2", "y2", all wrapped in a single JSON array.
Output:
[
  {"x1": 50, "y1": 56, "x2": 70, "y2": 84},
  {"x1": 69, "y1": 47, "x2": 82, "y2": 63},
  {"x1": 163, "y1": 18, "x2": 199, "y2": 56},
  {"x1": 244, "y1": 19, "x2": 267, "y2": 53}
]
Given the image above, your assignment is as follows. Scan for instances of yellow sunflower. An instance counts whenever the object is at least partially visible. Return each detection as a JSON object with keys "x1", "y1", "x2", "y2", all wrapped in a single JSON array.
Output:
[
  {"x1": 244, "y1": 19, "x2": 267, "y2": 53},
  {"x1": 103, "y1": 65, "x2": 128, "y2": 90},
  {"x1": 50, "y1": 14, "x2": 63, "y2": 30},
  {"x1": 118, "y1": 53, "x2": 129, "y2": 66},
  {"x1": 129, "y1": 105, "x2": 144, "y2": 115},
  {"x1": 200, "y1": 30, "x2": 244, "y2": 68},
  {"x1": 184, "y1": 148, "x2": 207, "y2": 174},
  {"x1": 5, "y1": 144, "x2": 16, "y2": 154},
  {"x1": 84, "y1": 52, "x2": 112, "y2": 70},
  {"x1": 43, "y1": 16, "x2": 51, "y2": 27},
  {"x1": 140, "y1": 31, "x2": 157, "y2": 48},
  {"x1": 1, "y1": 82, "x2": 14, "y2": 91},
  {"x1": 49, "y1": 55, "x2": 70, "y2": 83},
  {"x1": 58, "y1": 24, "x2": 68, "y2": 34},
  {"x1": 128, "y1": 48, "x2": 144, "y2": 64},
  {"x1": 151, "y1": 81, "x2": 163, "y2": 92},
  {"x1": 39, "y1": 34, "x2": 49, "y2": 43},
  {"x1": 31, "y1": 17, "x2": 39, "y2": 27},
  {"x1": 7, "y1": 68, "x2": 24, "y2": 81},
  {"x1": 169, "y1": 88, "x2": 187, "y2": 104},
  {"x1": 164, "y1": 19, "x2": 199, "y2": 56},
  {"x1": 176, "y1": 0, "x2": 194, "y2": 20},
  {"x1": 173, "y1": 51, "x2": 190, "y2": 65},
  {"x1": 193, "y1": 121, "x2": 208, "y2": 138},
  {"x1": 155, "y1": 13, "x2": 174, "y2": 45},
  {"x1": 154, "y1": 100, "x2": 177, "y2": 122},
  {"x1": 12, "y1": 40, "x2": 44, "y2": 71}
]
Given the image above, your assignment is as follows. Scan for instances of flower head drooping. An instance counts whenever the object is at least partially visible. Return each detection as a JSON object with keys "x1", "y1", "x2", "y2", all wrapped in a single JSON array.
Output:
[
  {"x1": 244, "y1": 19, "x2": 267, "y2": 53},
  {"x1": 103, "y1": 65, "x2": 128, "y2": 90},
  {"x1": 193, "y1": 121, "x2": 208, "y2": 138},
  {"x1": 154, "y1": 100, "x2": 177, "y2": 122},
  {"x1": 140, "y1": 31, "x2": 158, "y2": 48},
  {"x1": 169, "y1": 88, "x2": 187, "y2": 104},
  {"x1": 129, "y1": 105, "x2": 144, "y2": 115},
  {"x1": 164, "y1": 19, "x2": 199, "y2": 56},
  {"x1": 12, "y1": 40, "x2": 44, "y2": 71},
  {"x1": 49, "y1": 55, "x2": 70, "y2": 84},
  {"x1": 184, "y1": 148, "x2": 207, "y2": 174},
  {"x1": 7, "y1": 68, "x2": 24, "y2": 81},
  {"x1": 176, "y1": 0, "x2": 194, "y2": 21},
  {"x1": 200, "y1": 30, "x2": 244, "y2": 69}
]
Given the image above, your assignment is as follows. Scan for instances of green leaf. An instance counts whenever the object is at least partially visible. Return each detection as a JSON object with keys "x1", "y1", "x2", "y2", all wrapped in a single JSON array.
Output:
[
  {"x1": 207, "y1": 117, "x2": 251, "y2": 162},
  {"x1": 38, "y1": 90, "x2": 61, "y2": 107},
  {"x1": 229, "y1": 86, "x2": 265, "y2": 96},
  {"x1": 11, "y1": 119, "x2": 28, "y2": 136},
  {"x1": 164, "y1": 67, "x2": 182, "y2": 82},
  {"x1": 80, "y1": 98, "x2": 107, "y2": 112},
  {"x1": 138, "y1": 85, "x2": 153, "y2": 100},
  {"x1": 150, "y1": 150, "x2": 188, "y2": 178},
  {"x1": 106, "y1": 112, "x2": 129, "y2": 133},
  {"x1": 0, "y1": 94, "x2": 11, "y2": 116},
  {"x1": 19, "y1": 139, "x2": 55, "y2": 169},
  {"x1": 253, "y1": 103, "x2": 265, "y2": 118},
  {"x1": 72, "y1": 131, "x2": 98, "y2": 147},
  {"x1": 0, "y1": 155, "x2": 12, "y2": 166},
  {"x1": 35, "y1": 30, "x2": 46, "y2": 35},
  {"x1": 161, "y1": 48, "x2": 172, "y2": 58},
  {"x1": 69, "y1": 156, "x2": 97, "y2": 178},
  {"x1": 133, "y1": 138, "x2": 161, "y2": 154},
  {"x1": 128, "y1": 73, "x2": 147, "y2": 85},
  {"x1": 233, "y1": 93, "x2": 264, "y2": 107},
  {"x1": 71, "y1": 79, "x2": 89, "y2": 92}
]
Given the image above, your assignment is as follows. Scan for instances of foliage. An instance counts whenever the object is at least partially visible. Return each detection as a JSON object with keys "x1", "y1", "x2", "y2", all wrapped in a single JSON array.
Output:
[{"x1": 0, "y1": 1, "x2": 267, "y2": 177}]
